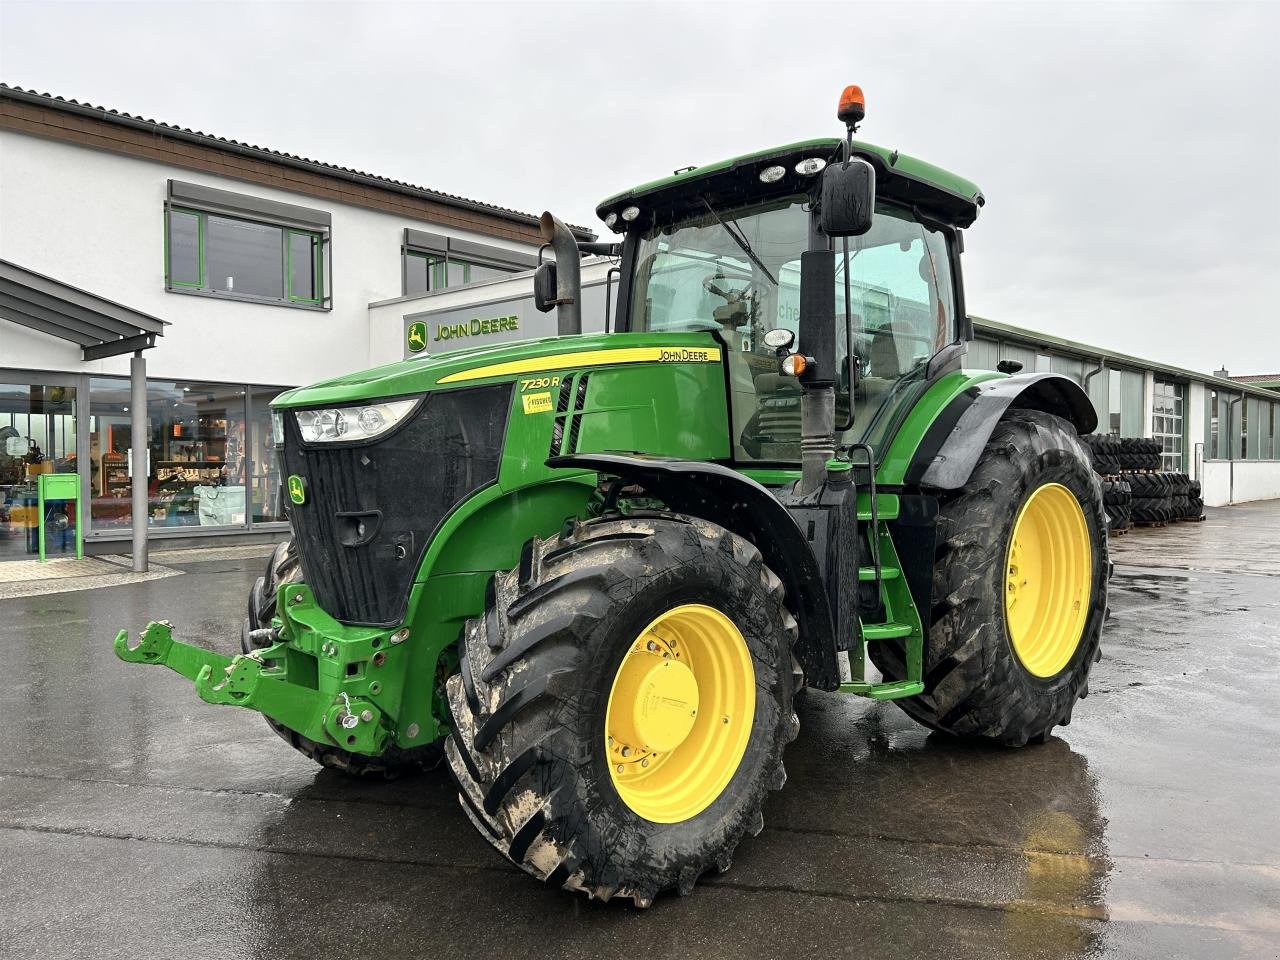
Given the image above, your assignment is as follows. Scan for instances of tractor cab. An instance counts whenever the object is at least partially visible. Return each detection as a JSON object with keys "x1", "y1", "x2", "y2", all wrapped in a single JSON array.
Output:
[{"x1": 597, "y1": 111, "x2": 983, "y2": 470}]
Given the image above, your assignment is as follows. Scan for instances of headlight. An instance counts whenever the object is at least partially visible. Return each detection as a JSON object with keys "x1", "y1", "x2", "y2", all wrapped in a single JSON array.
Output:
[{"x1": 295, "y1": 399, "x2": 419, "y2": 444}]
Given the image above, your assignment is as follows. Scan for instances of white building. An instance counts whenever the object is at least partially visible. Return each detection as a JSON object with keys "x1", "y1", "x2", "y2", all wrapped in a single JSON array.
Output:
[{"x1": 0, "y1": 83, "x2": 590, "y2": 560}]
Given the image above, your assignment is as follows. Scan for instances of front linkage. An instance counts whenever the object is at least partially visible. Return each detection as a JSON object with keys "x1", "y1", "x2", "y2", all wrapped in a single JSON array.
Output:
[{"x1": 113, "y1": 582, "x2": 400, "y2": 757}]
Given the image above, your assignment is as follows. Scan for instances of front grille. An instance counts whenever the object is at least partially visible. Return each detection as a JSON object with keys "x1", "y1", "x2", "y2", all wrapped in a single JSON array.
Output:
[{"x1": 281, "y1": 383, "x2": 512, "y2": 626}]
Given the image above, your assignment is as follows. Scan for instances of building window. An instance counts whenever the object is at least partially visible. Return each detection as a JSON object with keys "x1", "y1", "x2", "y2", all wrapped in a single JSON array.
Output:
[
  {"x1": 0, "y1": 380, "x2": 79, "y2": 561},
  {"x1": 404, "y1": 250, "x2": 445, "y2": 296},
  {"x1": 1151, "y1": 379, "x2": 1184, "y2": 471},
  {"x1": 401, "y1": 228, "x2": 534, "y2": 297},
  {"x1": 167, "y1": 208, "x2": 324, "y2": 306},
  {"x1": 87, "y1": 378, "x2": 288, "y2": 533}
]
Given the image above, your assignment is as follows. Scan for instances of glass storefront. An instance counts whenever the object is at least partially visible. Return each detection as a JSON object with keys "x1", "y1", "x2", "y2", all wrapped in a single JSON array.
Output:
[
  {"x1": 1, "y1": 369, "x2": 288, "y2": 559},
  {"x1": 0, "y1": 379, "x2": 80, "y2": 560}
]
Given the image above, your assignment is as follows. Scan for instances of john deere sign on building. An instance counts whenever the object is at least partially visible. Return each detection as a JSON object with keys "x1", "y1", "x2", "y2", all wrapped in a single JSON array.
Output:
[{"x1": 400, "y1": 274, "x2": 610, "y2": 359}]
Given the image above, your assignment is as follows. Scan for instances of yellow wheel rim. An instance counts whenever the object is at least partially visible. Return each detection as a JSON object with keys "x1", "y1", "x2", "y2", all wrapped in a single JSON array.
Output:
[
  {"x1": 605, "y1": 604, "x2": 755, "y2": 823},
  {"x1": 1004, "y1": 483, "x2": 1093, "y2": 678}
]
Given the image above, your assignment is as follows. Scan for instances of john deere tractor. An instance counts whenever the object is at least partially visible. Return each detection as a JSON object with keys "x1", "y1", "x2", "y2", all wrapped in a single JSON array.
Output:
[{"x1": 115, "y1": 86, "x2": 1106, "y2": 906}]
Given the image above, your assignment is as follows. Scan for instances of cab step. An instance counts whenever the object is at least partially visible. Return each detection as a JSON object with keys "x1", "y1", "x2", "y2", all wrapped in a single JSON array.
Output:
[
  {"x1": 860, "y1": 621, "x2": 913, "y2": 641},
  {"x1": 857, "y1": 565, "x2": 901, "y2": 582},
  {"x1": 837, "y1": 679, "x2": 924, "y2": 700}
]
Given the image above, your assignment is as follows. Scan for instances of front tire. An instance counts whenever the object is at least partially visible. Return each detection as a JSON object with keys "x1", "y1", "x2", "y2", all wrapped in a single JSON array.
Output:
[
  {"x1": 446, "y1": 514, "x2": 798, "y2": 905},
  {"x1": 871, "y1": 409, "x2": 1107, "y2": 745}
]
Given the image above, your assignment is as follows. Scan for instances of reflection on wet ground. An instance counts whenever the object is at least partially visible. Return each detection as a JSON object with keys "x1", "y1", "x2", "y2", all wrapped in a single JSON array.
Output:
[{"x1": 2, "y1": 502, "x2": 1278, "y2": 959}]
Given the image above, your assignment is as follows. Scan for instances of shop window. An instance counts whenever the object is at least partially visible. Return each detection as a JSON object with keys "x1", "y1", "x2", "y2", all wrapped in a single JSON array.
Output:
[
  {"x1": 89, "y1": 379, "x2": 267, "y2": 531},
  {"x1": 248, "y1": 387, "x2": 287, "y2": 523},
  {"x1": 0, "y1": 381, "x2": 79, "y2": 561},
  {"x1": 166, "y1": 207, "x2": 326, "y2": 307}
]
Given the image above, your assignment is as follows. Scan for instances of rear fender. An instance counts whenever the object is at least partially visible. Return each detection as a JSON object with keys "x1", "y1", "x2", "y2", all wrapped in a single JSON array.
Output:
[
  {"x1": 548, "y1": 453, "x2": 841, "y2": 690},
  {"x1": 905, "y1": 373, "x2": 1096, "y2": 490}
]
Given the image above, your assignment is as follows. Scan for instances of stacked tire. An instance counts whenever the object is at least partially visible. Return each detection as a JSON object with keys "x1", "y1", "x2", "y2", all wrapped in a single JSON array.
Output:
[
  {"x1": 1128, "y1": 473, "x2": 1177, "y2": 525},
  {"x1": 1080, "y1": 435, "x2": 1162, "y2": 475},
  {"x1": 1183, "y1": 479, "x2": 1205, "y2": 521},
  {"x1": 1101, "y1": 477, "x2": 1132, "y2": 533}
]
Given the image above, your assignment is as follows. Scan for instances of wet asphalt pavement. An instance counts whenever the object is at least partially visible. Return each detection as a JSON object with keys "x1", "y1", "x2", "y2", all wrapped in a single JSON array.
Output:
[{"x1": 2, "y1": 504, "x2": 1278, "y2": 960}]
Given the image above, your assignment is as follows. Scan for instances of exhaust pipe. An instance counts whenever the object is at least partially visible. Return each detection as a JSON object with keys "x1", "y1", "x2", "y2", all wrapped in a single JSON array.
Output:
[{"x1": 540, "y1": 211, "x2": 581, "y2": 336}]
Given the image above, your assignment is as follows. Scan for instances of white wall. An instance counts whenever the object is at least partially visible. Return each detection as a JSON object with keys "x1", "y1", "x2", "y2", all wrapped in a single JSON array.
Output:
[
  {"x1": 1200, "y1": 460, "x2": 1280, "y2": 506},
  {"x1": 0, "y1": 131, "x2": 539, "y2": 386},
  {"x1": 1187, "y1": 382, "x2": 1206, "y2": 478}
]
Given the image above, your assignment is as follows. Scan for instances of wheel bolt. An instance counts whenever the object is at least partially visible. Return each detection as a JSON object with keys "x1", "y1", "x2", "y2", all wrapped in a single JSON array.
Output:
[
  {"x1": 621, "y1": 746, "x2": 631, "y2": 757},
  {"x1": 641, "y1": 758, "x2": 649, "y2": 768},
  {"x1": 617, "y1": 765, "x2": 624, "y2": 774},
  {"x1": 722, "y1": 716, "x2": 730, "y2": 724}
]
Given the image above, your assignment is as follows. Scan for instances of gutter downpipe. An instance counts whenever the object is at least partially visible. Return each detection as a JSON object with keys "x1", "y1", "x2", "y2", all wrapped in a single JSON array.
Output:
[
  {"x1": 539, "y1": 212, "x2": 582, "y2": 336},
  {"x1": 1083, "y1": 357, "x2": 1107, "y2": 427}
]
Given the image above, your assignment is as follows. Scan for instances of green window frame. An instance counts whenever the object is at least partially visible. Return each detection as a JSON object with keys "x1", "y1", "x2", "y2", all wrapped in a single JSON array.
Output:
[
  {"x1": 404, "y1": 249, "x2": 447, "y2": 295},
  {"x1": 286, "y1": 229, "x2": 323, "y2": 304},
  {"x1": 165, "y1": 207, "x2": 205, "y2": 289},
  {"x1": 165, "y1": 206, "x2": 327, "y2": 309}
]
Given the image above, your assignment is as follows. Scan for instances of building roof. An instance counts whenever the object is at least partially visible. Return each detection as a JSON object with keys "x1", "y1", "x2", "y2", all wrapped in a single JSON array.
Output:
[
  {"x1": 973, "y1": 315, "x2": 1280, "y2": 404},
  {"x1": 1230, "y1": 374, "x2": 1280, "y2": 386},
  {"x1": 0, "y1": 83, "x2": 594, "y2": 240}
]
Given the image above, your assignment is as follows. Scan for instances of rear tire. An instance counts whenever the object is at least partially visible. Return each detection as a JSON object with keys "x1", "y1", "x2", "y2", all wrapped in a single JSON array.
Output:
[
  {"x1": 871, "y1": 409, "x2": 1107, "y2": 745},
  {"x1": 445, "y1": 514, "x2": 798, "y2": 905},
  {"x1": 243, "y1": 538, "x2": 442, "y2": 778}
]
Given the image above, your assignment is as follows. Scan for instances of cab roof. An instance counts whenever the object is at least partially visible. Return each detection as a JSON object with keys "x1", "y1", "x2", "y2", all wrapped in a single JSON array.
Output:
[{"x1": 597, "y1": 137, "x2": 985, "y2": 230}]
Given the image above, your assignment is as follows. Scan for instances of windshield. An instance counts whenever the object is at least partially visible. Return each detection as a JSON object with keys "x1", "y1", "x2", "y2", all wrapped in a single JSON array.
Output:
[{"x1": 628, "y1": 198, "x2": 956, "y2": 462}]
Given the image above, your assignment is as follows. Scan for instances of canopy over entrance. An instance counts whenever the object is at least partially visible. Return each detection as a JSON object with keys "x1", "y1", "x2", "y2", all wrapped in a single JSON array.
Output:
[
  {"x1": 0, "y1": 259, "x2": 166, "y2": 360},
  {"x1": 0, "y1": 259, "x2": 165, "y2": 571}
]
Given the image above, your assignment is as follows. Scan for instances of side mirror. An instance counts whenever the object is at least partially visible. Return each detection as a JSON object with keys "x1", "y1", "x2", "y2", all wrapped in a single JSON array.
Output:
[
  {"x1": 819, "y1": 158, "x2": 876, "y2": 237},
  {"x1": 533, "y1": 261, "x2": 557, "y2": 313}
]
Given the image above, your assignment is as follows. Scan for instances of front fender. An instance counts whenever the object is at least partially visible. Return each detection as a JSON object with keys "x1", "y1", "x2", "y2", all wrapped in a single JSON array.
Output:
[
  {"x1": 548, "y1": 453, "x2": 841, "y2": 691},
  {"x1": 906, "y1": 372, "x2": 1097, "y2": 489}
]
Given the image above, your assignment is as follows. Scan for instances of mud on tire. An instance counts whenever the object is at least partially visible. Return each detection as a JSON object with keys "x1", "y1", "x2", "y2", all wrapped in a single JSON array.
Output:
[
  {"x1": 871, "y1": 409, "x2": 1107, "y2": 745},
  {"x1": 445, "y1": 514, "x2": 799, "y2": 906},
  {"x1": 243, "y1": 538, "x2": 442, "y2": 778}
]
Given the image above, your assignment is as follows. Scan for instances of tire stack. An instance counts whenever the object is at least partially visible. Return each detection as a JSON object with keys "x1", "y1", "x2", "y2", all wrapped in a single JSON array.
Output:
[
  {"x1": 1182, "y1": 478, "x2": 1205, "y2": 521},
  {"x1": 1080, "y1": 435, "x2": 1140, "y2": 535},
  {"x1": 1119, "y1": 438, "x2": 1163, "y2": 472},
  {"x1": 1080, "y1": 434, "x2": 1124, "y2": 476},
  {"x1": 1101, "y1": 477, "x2": 1132, "y2": 533},
  {"x1": 1127, "y1": 472, "x2": 1177, "y2": 525}
]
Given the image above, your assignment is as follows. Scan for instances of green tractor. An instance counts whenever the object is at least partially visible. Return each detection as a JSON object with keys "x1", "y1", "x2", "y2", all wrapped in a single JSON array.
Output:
[{"x1": 115, "y1": 85, "x2": 1107, "y2": 906}]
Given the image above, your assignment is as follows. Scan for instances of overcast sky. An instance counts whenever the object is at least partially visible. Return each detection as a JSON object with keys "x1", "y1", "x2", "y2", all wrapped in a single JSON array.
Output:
[{"x1": 3, "y1": 0, "x2": 1277, "y2": 374}]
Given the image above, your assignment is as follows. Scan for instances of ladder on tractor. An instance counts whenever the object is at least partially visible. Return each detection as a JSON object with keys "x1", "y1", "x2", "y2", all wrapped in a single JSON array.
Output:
[{"x1": 840, "y1": 444, "x2": 924, "y2": 701}]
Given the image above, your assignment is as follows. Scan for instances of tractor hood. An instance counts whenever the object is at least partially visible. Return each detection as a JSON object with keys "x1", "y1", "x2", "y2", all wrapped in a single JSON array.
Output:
[{"x1": 272, "y1": 331, "x2": 724, "y2": 409}]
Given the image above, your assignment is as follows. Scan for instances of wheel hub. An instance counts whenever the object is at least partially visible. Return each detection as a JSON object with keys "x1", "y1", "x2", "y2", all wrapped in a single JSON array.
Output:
[
  {"x1": 1004, "y1": 482, "x2": 1092, "y2": 678},
  {"x1": 609, "y1": 653, "x2": 700, "y2": 753},
  {"x1": 605, "y1": 604, "x2": 755, "y2": 823}
]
